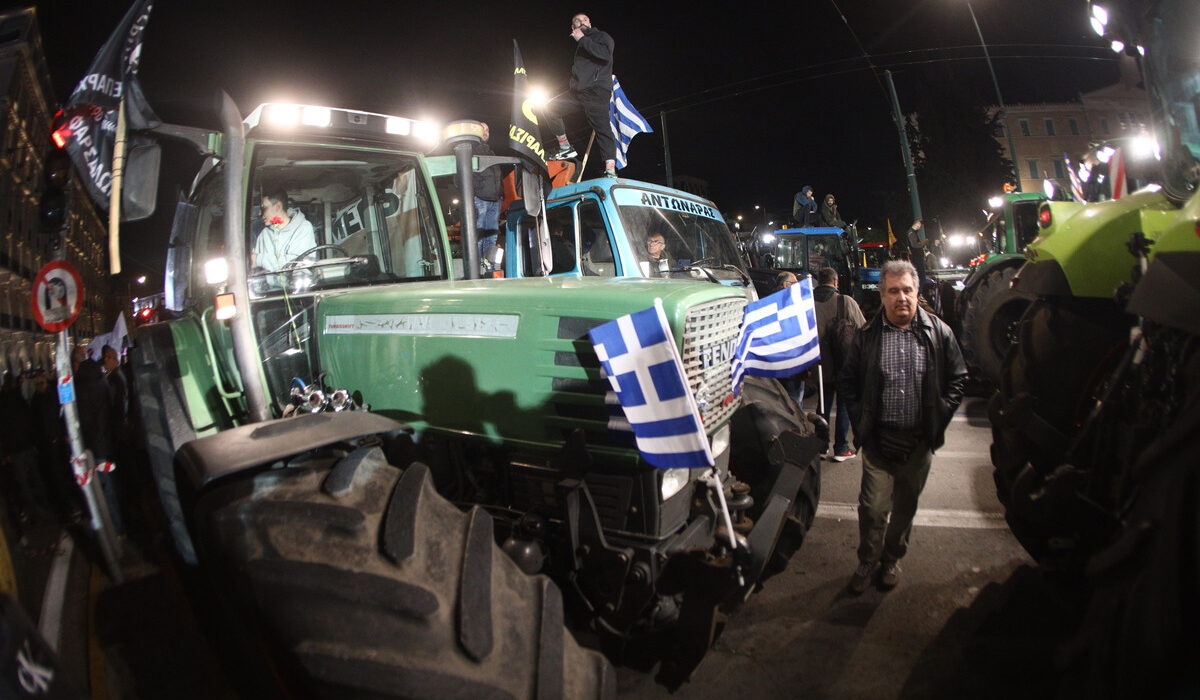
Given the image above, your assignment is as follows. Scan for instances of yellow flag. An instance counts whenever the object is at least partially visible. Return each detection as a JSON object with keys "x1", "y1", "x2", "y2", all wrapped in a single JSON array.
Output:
[{"x1": 887, "y1": 219, "x2": 896, "y2": 247}]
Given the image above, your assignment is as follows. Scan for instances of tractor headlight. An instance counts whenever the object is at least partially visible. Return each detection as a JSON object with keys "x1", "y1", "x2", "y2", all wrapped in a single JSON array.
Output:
[
  {"x1": 710, "y1": 424, "x2": 731, "y2": 458},
  {"x1": 660, "y1": 468, "x2": 690, "y2": 501}
]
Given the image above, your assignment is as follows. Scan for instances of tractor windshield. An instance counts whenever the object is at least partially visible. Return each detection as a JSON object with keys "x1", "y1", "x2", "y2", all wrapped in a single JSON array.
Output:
[
  {"x1": 246, "y1": 145, "x2": 445, "y2": 298},
  {"x1": 612, "y1": 187, "x2": 744, "y2": 280},
  {"x1": 1142, "y1": 0, "x2": 1200, "y2": 201}
]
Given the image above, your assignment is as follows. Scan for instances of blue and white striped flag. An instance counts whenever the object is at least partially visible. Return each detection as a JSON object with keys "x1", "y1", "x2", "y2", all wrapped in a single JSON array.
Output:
[
  {"x1": 589, "y1": 300, "x2": 714, "y2": 469},
  {"x1": 609, "y1": 75, "x2": 653, "y2": 170},
  {"x1": 730, "y1": 277, "x2": 821, "y2": 395}
]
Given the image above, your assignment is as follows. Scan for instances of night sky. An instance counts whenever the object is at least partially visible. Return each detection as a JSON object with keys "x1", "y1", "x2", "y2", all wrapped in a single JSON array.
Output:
[{"x1": 9, "y1": 0, "x2": 1119, "y2": 278}]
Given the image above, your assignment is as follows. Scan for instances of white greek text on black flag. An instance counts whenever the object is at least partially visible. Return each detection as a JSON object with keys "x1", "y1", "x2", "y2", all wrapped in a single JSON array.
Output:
[
  {"x1": 508, "y1": 40, "x2": 548, "y2": 174},
  {"x1": 56, "y1": 0, "x2": 159, "y2": 210}
]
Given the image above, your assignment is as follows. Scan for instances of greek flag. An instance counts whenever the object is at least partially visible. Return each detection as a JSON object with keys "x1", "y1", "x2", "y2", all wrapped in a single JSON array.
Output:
[
  {"x1": 609, "y1": 76, "x2": 653, "y2": 170},
  {"x1": 731, "y1": 278, "x2": 821, "y2": 395},
  {"x1": 589, "y1": 300, "x2": 714, "y2": 469}
]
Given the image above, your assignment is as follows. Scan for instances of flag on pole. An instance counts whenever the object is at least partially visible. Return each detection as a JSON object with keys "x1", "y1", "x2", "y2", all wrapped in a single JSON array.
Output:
[
  {"x1": 508, "y1": 40, "x2": 548, "y2": 175},
  {"x1": 588, "y1": 301, "x2": 714, "y2": 469},
  {"x1": 731, "y1": 277, "x2": 821, "y2": 395},
  {"x1": 609, "y1": 76, "x2": 652, "y2": 170},
  {"x1": 55, "y1": 0, "x2": 159, "y2": 210},
  {"x1": 1109, "y1": 147, "x2": 1127, "y2": 199},
  {"x1": 1065, "y1": 152, "x2": 1086, "y2": 202}
]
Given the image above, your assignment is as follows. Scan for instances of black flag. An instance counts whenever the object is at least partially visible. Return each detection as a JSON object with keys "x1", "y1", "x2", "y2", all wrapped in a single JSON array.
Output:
[
  {"x1": 55, "y1": 0, "x2": 159, "y2": 210},
  {"x1": 508, "y1": 40, "x2": 548, "y2": 175}
]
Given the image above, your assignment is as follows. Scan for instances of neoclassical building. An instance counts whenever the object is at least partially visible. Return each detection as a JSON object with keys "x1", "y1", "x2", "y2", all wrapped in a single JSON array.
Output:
[{"x1": 1, "y1": 6, "x2": 114, "y2": 376}]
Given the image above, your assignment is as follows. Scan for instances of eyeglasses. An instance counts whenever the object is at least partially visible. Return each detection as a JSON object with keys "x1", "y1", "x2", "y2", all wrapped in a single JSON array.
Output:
[{"x1": 648, "y1": 240, "x2": 665, "y2": 246}]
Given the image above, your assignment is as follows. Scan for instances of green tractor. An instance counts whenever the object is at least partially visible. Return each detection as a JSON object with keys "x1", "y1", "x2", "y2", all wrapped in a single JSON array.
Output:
[
  {"x1": 989, "y1": 0, "x2": 1200, "y2": 693},
  {"x1": 131, "y1": 98, "x2": 822, "y2": 694},
  {"x1": 955, "y1": 190, "x2": 1044, "y2": 385}
]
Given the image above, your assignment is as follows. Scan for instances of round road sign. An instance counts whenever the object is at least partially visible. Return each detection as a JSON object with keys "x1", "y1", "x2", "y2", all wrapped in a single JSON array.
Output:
[{"x1": 31, "y1": 260, "x2": 84, "y2": 332}]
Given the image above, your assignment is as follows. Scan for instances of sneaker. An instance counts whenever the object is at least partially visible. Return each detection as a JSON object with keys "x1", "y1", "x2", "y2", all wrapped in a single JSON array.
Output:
[
  {"x1": 550, "y1": 146, "x2": 577, "y2": 160},
  {"x1": 604, "y1": 169, "x2": 617, "y2": 178},
  {"x1": 831, "y1": 448, "x2": 856, "y2": 462},
  {"x1": 879, "y1": 561, "x2": 901, "y2": 589},
  {"x1": 848, "y1": 561, "x2": 876, "y2": 594}
]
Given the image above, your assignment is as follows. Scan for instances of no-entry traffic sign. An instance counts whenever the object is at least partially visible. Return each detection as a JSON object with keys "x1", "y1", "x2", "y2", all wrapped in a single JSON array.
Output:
[{"x1": 31, "y1": 260, "x2": 84, "y2": 332}]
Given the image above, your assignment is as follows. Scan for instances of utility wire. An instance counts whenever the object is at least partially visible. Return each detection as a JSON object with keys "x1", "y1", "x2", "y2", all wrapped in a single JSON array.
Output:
[
  {"x1": 646, "y1": 47, "x2": 1112, "y2": 116},
  {"x1": 829, "y1": 0, "x2": 887, "y2": 96}
]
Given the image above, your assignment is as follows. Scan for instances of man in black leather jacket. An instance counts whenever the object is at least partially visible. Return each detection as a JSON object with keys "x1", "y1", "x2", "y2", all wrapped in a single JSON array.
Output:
[
  {"x1": 838, "y1": 260, "x2": 967, "y2": 593},
  {"x1": 545, "y1": 13, "x2": 617, "y2": 177}
]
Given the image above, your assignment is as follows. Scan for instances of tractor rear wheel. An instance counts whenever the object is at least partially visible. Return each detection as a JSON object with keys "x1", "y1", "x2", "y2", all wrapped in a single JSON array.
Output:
[
  {"x1": 990, "y1": 297, "x2": 1130, "y2": 563},
  {"x1": 961, "y1": 265, "x2": 1029, "y2": 385},
  {"x1": 193, "y1": 444, "x2": 614, "y2": 699}
]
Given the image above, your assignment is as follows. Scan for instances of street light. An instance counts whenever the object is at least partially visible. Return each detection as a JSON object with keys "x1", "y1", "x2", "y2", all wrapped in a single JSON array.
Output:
[{"x1": 966, "y1": 1, "x2": 1021, "y2": 190}]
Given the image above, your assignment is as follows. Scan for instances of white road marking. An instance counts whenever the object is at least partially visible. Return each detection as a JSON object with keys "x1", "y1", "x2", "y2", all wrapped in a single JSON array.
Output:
[
  {"x1": 815, "y1": 501, "x2": 1009, "y2": 529},
  {"x1": 38, "y1": 535, "x2": 74, "y2": 653}
]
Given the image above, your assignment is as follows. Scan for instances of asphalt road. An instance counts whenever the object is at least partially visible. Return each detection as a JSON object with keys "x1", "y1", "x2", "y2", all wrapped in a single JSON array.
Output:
[{"x1": 617, "y1": 396, "x2": 1078, "y2": 699}]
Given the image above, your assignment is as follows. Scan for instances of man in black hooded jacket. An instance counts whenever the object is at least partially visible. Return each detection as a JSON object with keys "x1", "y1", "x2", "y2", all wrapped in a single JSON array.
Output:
[{"x1": 545, "y1": 13, "x2": 617, "y2": 177}]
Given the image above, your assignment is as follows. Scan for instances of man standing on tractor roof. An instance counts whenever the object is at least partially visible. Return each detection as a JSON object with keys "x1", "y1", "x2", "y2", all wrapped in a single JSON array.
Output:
[
  {"x1": 839, "y1": 260, "x2": 967, "y2": 594},
  {"x1": 545, "y1": 13, "x2": 617, "y2": 178}
]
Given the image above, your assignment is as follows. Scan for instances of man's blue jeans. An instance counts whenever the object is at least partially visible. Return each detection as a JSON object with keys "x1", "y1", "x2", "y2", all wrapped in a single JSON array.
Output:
[{"x1": 821, "y1": 386, "x2": 852, "y2": 453}]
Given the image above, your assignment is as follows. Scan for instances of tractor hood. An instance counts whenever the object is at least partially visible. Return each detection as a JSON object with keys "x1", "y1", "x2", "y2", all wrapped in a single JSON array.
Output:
[
  {"x1": 1018, "y1": 188, "x2": 1178, "y2": 299},
  {"x1": 312, "y1": 277, "x2": 747, "y2": 457}
]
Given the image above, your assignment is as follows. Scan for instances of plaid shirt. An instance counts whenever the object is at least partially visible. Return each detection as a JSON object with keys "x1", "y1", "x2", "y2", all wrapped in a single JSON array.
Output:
[{"x1": 879, "y1": 319, "x2": 927, "y2": 428}]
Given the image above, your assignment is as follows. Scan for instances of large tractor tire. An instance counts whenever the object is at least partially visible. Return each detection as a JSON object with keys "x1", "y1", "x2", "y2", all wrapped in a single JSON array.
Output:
[
  {"x1": 192, "y1": 444, "x2": 614, "y2": 699},
  {"x1": 1062, "y1": 343, "x2": 1200, "y2": 699},
  {"x1": 989, "y1": 297, "x2": 1131, "y2": 563},
  {"x1": 129, "y1": 326, "x2": 200, "y2": 565},
  {"x1": 728, "y1": 375, "x2": 823, "y2": 584},
  {"x1": 960, "y1": 265, "x2": 1029, "y2": 385}
]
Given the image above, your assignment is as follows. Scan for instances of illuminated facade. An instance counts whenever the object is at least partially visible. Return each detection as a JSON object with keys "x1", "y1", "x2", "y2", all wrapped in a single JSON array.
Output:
[{"x1": 0, "y1": 7, "x2": 114, "y2": 376}]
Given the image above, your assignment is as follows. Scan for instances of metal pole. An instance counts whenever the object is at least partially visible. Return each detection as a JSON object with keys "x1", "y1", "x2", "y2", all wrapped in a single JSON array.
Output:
[
  {"x1": 660, "y1": 112, "x2": 674, "y2": 188},
  {"x1": 967, "y1": 1, "x2": 1021, "y2": 191},
  {"x1": 884, "y1": 70, "x2": 923, "y2": 221},
  {"x1": 108, "y1": 99, "x2": 126, "y2": 275},
  {"x1": 55, "y1": 329, "x2": 122, "y2": 582},
  {"x1": 453, "y1": 140, "x2": 481, "y2": 280},
  {"x1": 219, "y1": 93, "x2": 271, "y2": 422}
]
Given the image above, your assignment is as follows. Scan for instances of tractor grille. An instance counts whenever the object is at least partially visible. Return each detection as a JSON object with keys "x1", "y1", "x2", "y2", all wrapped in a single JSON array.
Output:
[
  {"x1": 680, "y1": 297, "x2": 745, "y2": 430},
  {"x1": 549, "y1": 296, "x2": 746, "y2": 443}
]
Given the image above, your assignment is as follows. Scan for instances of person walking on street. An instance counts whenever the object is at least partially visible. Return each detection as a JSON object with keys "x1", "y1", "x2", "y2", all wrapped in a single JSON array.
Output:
[
  {"x1": 839, "y1": 260, "x2": 967, "y2": 593},
  {"x1": 793, "y1": 186, "x2": 818, "y2": 226},
  {"x1": 813, "y1": 267, "x2": 866, "y2": 461},
  {"x1": 545, "y1": 13, "x2": 617, "y2": 178}
]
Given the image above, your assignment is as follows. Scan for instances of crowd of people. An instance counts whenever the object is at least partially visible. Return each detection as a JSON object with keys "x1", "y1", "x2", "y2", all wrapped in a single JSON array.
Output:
[{"x1": 0, "y1": 343, "x2": 141, "y2": 549}]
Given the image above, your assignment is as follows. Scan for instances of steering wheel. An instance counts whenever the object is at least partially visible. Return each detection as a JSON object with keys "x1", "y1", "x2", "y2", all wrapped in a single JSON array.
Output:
[
  {"x1": 291, "y1": 244, "x2": 348, "y2": 261},
  {"x1": 682, "y1": 256, "x2": 718, "y2": 269}
]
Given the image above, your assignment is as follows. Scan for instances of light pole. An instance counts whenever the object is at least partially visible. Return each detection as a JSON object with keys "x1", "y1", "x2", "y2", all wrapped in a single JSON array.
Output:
[{"x1": 966, "y1": 1, "x2": 1021, "y2": 190}]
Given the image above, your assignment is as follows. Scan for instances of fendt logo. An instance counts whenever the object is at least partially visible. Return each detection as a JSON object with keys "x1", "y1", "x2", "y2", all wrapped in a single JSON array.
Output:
[{"x1": 698, "y1": 335, "x2": 738, "y2": 371}]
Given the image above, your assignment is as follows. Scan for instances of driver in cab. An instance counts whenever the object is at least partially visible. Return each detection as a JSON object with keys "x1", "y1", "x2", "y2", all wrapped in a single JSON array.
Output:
[
  {"x1": 645, "y1": 231, "x2": 675, "y2": 277},
  {"x1": 252, "y1": 190, "x2": 317, "y2": 271}
]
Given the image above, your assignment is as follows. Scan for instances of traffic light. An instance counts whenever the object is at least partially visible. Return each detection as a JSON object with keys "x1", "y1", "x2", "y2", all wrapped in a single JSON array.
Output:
[{"x1": 39, "y1": 134, "x2": 72, "y2": 234}]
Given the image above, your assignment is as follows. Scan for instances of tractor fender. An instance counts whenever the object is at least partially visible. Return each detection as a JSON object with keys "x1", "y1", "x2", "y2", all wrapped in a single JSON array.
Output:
[{"x1": 175, "y1": 411, "x2": 407, "y2": 492}]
